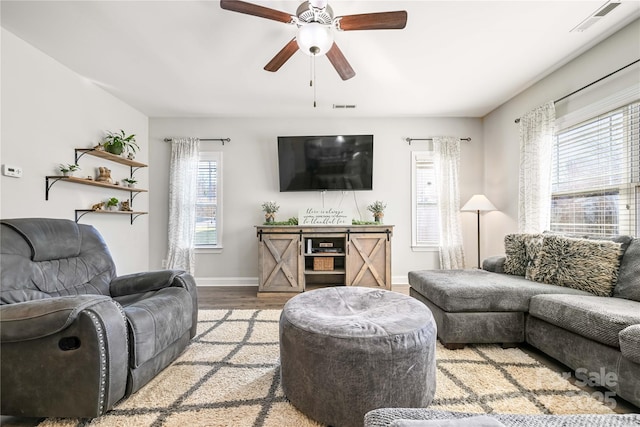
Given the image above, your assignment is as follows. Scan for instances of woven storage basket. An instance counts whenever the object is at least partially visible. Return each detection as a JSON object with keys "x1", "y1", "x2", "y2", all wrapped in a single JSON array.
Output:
[{"x1": 313, "y1": 257, "x2": 334, "y2": 271}]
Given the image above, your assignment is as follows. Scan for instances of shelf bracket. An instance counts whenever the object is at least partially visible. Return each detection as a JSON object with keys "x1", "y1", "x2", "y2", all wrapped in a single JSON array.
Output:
[
  {"x1": 74, "y1": 149, "x2": 88, "y2": 164},
  {"x1": 75, "y1": 210, "x2": 92, "y2": 223},
  {"x1": 130, "y1": 213, "x2": 146, "y2": 225},
  {"x1": 45, "y1": 176, "x2": 67, "y2": 201}
]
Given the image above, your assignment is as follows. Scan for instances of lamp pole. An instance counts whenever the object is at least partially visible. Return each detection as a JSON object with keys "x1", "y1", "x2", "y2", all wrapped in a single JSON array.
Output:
[
  {"x1": 461, "y1": 194, "x2": 497, "y2": 269},
  {"x1": 475, "y1": 209, "x2": 481, "y2": 269}
]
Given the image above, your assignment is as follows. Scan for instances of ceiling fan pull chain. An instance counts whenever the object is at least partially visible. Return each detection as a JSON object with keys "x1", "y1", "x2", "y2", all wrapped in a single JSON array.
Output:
[{"x1": 311, "y1": 53, "x2": 317, "y2": 108}]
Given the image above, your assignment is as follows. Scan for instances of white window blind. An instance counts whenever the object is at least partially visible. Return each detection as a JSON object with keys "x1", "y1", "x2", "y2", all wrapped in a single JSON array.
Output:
[
  {"x1": 412, "y1": 152, "x2": 440, "y2": 247},
  {"x1": 551, "y1": 101, "x2": 639, "y2": 237},
  {"x1": 195, "y1": 152, "x2": 222, "y2": 247}
]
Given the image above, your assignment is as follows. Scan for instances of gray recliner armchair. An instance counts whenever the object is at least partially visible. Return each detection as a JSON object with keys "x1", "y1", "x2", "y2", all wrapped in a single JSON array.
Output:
[{"x1": 0, "y1": 218, "x2": 198, "y2": 418}]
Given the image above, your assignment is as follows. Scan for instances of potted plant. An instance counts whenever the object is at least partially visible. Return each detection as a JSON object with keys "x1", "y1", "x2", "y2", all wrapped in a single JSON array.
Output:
[
  {"x1": 106, "y1": 197, "x2": 119, "y2": 211},
  {"x1": 123, "y1": 177, "x2": 137, "y2": 188},
  {"x1": 262, "y1": 201, "x2": 280, "y2": 224},
  {"x1": 59, "y1": 163, "x2": 80, "y2": 177},
  {"x1": 102, "y1": 129, "x2": 139, "y2": 157},
  {"x1": 367, "y1": 200, "x2": 387, "y2": 223}
]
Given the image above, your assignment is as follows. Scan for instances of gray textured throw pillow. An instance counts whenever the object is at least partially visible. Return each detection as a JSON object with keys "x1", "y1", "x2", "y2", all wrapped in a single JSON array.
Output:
[
  {"x1": 503, "y1": 233, "x2": 543, "y2": 276},
  {"x1": 529, "y1": 235, "x2": 623, "y2": 296},
  {"x1": 503, "y1": 234, "x2": 527, "y2": 276}
]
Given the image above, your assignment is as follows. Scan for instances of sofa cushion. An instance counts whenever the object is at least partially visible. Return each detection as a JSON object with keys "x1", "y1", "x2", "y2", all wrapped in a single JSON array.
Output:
[
  {"x1": 614, "y1": 238, "x2": 640, "y2": 302},
  {"x1": 529, "y1": 294, "x2": 640, "y2": 348},
  {"x1": 1, "y1": 222, "x2": 116, "y2": 302},
  {"x1": 1, "y1": 218, "x2": 81, "y2": 262},
  {"x1": 619, "y1": 324, "x2": 640, "y2": 364},
  {"x1": 408, "y1": 269, "x2": 590, "y2": 313},
  {"x1": 115, "y1": 287, "x2": 193, "y2": 368},
  {"x1": 527, "y1": 235, "x2": 622, "y2": 297}
]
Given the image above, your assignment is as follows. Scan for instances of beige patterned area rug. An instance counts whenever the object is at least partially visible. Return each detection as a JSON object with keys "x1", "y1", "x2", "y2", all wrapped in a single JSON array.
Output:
[{"x1": 37, "y1": 309, "x2": 617, "y2": 427}]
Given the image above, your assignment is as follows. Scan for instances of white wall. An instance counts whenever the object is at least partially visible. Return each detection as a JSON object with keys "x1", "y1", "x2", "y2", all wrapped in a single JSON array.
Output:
[
  {"x1": 482, "y1": 19, "x2": 640, "y2": 258},
  {"x1": 149, "y1": 117, "x2": 483, "y2": 284},
  {"x1": 1, "y1": 29, "x2": 150, "y2": 274}
]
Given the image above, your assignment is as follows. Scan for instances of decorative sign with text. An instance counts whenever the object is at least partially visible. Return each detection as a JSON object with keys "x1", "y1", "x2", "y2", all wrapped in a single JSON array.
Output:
[{"x1": 299, "y1": 207, "x2": 351, "y2": 226}]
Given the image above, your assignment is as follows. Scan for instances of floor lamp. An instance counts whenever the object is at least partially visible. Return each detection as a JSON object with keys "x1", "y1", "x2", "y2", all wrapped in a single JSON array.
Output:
[{"x1": 461, "y1": 194, "x2": 497, "y2": 268}]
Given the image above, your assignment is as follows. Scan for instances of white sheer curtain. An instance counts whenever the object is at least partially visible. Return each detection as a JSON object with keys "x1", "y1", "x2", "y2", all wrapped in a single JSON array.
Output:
[
  {"x1": 433, "y1": 136, "x2": 465, "y2": 269},
  {"x1": 166, "y1": 137, "x2": 200, "y2": 275},
  {"x1": 518, "y1": 101, "x2": 555, "y2": 233}
]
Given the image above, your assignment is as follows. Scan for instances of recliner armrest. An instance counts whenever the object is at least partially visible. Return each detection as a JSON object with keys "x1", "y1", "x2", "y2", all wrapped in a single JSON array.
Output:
[
  {"x1": 483, "y1": 256, "x2": 506, "y2": 273},
  {"x1": 109, "y1": 269, "x2": 187, "y2": 296},
  {"x1": 1, "y1": 294, "x2": 114, "y2": 342}
]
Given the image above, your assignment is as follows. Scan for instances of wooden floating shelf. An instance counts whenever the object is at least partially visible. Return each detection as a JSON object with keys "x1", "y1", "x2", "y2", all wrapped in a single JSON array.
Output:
[
  {"x1": 46, "y1": 175, "x2": 147, "y2": 194},
  {"x1": 75, "y1": 209, "x2": 148, "y2": 224},
  {"x1": 75, "y1": 148, "x2": 148, "y2": 168}
]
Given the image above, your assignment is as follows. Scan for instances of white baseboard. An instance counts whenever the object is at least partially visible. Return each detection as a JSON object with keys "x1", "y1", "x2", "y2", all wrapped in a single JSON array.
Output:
[
  {"x1": 393, "y1": 275, "x2": 409, "y2": 285},
  {"x1": 196, "y1": 276, "x2": 409, "y2": 287},
  {"x1": 196, "y1": 277, "x2": 258, "y2": 287}
]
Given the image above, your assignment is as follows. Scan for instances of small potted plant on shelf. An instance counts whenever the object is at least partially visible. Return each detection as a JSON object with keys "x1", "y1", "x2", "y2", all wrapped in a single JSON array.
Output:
[
  {"x1": 123, "y1": 177, "x2": 137, "y2": 188},
  {"x1": 367, "y1": 200, "x2": 387, "y2": 223},
  {"x1": 102, "y1": 129, "x2": 139, "y2": 157},
  {"x1": 59, "y1": 163, "x2": 80, "y2": 177},
  {"x1": 106, "y1": 197, "x2": 119, "y2": 211},
  {"x1": 262, "y1": 201, "x2": 279, "y2": 224}
]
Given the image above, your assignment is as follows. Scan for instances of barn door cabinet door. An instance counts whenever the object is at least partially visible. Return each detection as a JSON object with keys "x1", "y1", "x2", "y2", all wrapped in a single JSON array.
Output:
[
  {"x1": 258, "y1": 233, "x2": 304, "y2": 292},
  {"x1": 346, "y1": 233, "x2": 391, "y2": 290}
]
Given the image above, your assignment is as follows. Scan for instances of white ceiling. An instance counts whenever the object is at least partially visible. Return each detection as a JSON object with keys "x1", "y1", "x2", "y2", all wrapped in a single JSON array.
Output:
[{"x1": 2, "y1": 1, "x2": 639, "y2": 118}]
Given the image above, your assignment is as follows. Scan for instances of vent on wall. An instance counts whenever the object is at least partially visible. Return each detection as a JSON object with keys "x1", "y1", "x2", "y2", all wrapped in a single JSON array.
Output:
[
  {"x1": 570, "y1": 0, "x2": 621, "y2": 32},
  {"x1": 333, "y1": 104, "x2": 357, "y2": 109}
]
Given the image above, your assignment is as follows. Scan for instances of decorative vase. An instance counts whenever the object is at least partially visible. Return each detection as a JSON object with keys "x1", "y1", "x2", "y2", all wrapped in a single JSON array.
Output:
[
  {"x1": 374, "y1": 212, "x2": 384, "y2": 223},
  {"x1": 265, "y1": 213, "x2": 275, "y2": 223}
]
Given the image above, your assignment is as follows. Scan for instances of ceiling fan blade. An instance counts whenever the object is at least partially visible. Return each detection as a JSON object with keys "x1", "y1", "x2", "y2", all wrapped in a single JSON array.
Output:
[
  {"x1": 264, "y1": 38, "x2": 299, "y2": 72},
  {"x1": 326, "y1": 43, "x2": 355, "y2": 81},
  {"x1": 220, "y1": 0, "x2": 293, "y2": 24},
  {"x1": 337, "y1": 11, "x2": 407, "y2": 31}
]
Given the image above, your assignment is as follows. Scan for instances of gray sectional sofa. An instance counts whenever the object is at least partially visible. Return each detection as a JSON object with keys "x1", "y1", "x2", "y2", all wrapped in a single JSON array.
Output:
[{"x1": 408, "y1": 233, "x2": 640, "y2": 408}]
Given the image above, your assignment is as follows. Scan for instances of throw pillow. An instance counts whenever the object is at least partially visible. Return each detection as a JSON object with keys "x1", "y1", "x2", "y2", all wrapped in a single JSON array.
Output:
[
  {"x1": 503, "y1": 234, "x2": 527, "y2": 276},
  {"x1": 529, "y1": 235, "x2": 623, "y2": 296},
  {"x1": 503, "y1": 233, "x2": 543, "y2": 276},
  {"x1": 523, "y1": 234, "x2": 545, "y2": 281}
]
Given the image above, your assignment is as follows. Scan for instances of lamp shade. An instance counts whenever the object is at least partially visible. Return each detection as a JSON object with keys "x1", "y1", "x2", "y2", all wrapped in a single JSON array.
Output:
[
  {"x1": 297, "y1": 22, "x2": 334, "y2": 56},
  {"x1": 461, "y1": 194, "x2": 497, "y2": 212}
]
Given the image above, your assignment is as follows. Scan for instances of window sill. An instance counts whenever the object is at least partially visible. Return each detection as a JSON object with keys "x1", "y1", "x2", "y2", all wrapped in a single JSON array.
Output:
[
  {"x1": 195, "y1": 247, "x2": 223, "y2": 254},
  {"x1": 411, "y1": 246, "x2": 439, "y2": 252}
]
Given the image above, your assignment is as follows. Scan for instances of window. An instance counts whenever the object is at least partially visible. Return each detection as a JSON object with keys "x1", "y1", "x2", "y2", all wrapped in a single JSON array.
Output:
[
  {"x1": 412, "y1": 151, "x2": 440, "y2": 248},
  {"x1": 551, "y1": 101, "x2": 639, "y2": 237},
  {"x1": 195, "y1": 151, "x2": 222, "y2": 248}
]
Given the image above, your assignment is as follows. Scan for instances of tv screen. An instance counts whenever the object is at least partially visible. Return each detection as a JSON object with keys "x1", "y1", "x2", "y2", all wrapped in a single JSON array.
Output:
[{"x1": 278, "y1": 135, "x2": 373, "y2": 192}]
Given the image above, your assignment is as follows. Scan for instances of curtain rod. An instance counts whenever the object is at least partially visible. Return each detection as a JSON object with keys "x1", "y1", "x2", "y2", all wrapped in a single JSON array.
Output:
[
  {"x1": 164, "y1": 137, "x2": 230, "y2": 145},
  {"x1": 405, "y1": 137, "x2": 471, "y2": 145},
  {"x1": 514, "y1": 58, "x2": 640, "y2": 123}
]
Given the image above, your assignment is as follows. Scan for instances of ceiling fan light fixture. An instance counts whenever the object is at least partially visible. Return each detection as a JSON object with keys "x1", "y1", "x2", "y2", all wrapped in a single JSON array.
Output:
[
  {"x1": 309, "y1": 0, "x2": 328, "y2": 9},
  {"x1": 297, "y1": 22, "x2": 334, "y2": 56}
]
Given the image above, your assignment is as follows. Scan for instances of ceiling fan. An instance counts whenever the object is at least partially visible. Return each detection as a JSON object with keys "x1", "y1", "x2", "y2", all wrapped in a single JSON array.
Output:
[{"x1": 220, "y1": 0, "x2": 408, "y2": 81}]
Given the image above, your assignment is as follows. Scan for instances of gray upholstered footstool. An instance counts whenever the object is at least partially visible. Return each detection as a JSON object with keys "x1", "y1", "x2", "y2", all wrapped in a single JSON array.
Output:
[{"x1": 279, "y1": 286, "x2": 437, "y2": 427}]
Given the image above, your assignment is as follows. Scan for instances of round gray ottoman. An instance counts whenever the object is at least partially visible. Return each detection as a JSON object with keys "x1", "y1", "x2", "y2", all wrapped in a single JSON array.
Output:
[{"x1": 279, "y1": 286, "x2": 437, "y2": 427}]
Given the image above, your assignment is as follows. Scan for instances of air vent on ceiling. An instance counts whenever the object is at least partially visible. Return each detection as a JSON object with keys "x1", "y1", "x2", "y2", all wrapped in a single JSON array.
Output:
[
  {"x1": 571, "y1": 0, "x2": 621, "y2": 32},
  {"x1": 333, "y1": 104, "x2": 357, "y2": 109}
]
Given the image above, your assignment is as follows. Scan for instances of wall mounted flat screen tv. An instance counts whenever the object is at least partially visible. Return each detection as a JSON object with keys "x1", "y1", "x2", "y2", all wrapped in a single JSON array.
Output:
[{"x1": 278, "y1": 135, "x2": 373, "y2": 192}]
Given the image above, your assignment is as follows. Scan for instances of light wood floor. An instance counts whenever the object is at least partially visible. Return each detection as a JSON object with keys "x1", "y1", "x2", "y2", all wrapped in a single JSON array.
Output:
[{"x1": 197, "y1": 284, "x2": 410, "y2": 310}]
